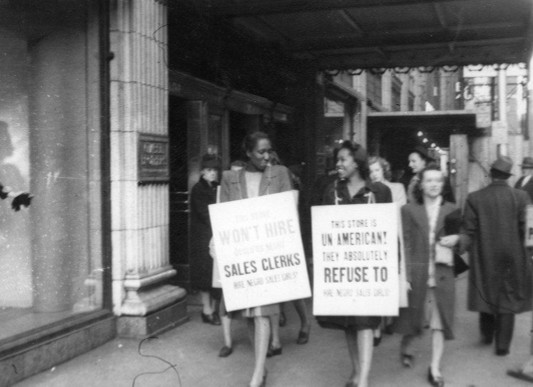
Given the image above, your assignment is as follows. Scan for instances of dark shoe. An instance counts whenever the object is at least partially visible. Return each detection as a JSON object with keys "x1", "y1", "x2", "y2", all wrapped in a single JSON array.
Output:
[
  {"x1": 212, "y1": 313, "x2": 221, "y2": 325},
  {"x1": 218, "y1": 345, "x2": 233, "y2": 358},
  {"x1": 427, "y1": 368, "x2": 445, "y2": 387},
  {"x1": 201, "y1": 312, "x2": 221, "y2": 326},
  {"x1": 296, "y1": 329, "x2": 310, "y2": 345},
  {"x1": 279, "y1": 312, "x2": 287, "y2": 327},
  {"x1": 496, "y1": 348, "x2": 509, "y2": 356},
  {"x1": 481, "y1": 334, "x2": 493, "y2": 345},
  {"x1": 344, "y1": 381, "x2": 357, "y2": 387},
  {"x1": 373, "y1": 336, "x2": 382, "y2": 347},
  {"x1": 266, "y1": 346, "x2": 282, "y2": 358},
  {"x1": 401, "y1": 353, "x2": 414, "y2": 368}
]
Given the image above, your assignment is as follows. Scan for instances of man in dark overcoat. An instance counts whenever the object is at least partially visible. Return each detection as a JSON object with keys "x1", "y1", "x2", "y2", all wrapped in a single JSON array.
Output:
[
  {"x1": 464, "y1": 156, "x2": 532, "y2": 356},
  {"x1": 515, "y1": 156, "x2": 533, "y2": 201}
]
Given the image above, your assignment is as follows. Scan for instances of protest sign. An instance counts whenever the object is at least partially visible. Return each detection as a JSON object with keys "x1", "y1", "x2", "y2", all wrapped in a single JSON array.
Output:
[
  {"x1": 526, "y1": 205, "x2": 533, "y2": 247},
  {"x1": 209, "y1": 190, "x2": 311, "y2": 312},
  {"x1": 312, "y1": 203, "x2": 399, "y2": 316}
]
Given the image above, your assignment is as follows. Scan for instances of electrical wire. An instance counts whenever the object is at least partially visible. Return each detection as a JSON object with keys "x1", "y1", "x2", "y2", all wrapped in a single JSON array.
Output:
[{"x1": 131, "y1": 336, "x2": 182, "y2": 387}]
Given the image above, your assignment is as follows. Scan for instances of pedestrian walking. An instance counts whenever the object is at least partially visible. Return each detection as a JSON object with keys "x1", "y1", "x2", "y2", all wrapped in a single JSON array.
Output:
[
  {"x1": 219, "y1": 131, "x2": 293, "y2": 387},
  {"x1": 368, "y1": 156, "x2": 407, "y2": 342},
  {"x1": 406, "y1": 146, "x2": 454, "y2": 204},
  {"x1": 515, "y1": 156, "x2": 533, "y2": 200},
  {"x1": 463, "y1": 156, "x2": 532, "y2": 356},
  {"x1": 394, "y1": 165, "x2": 466, "y2": 387},
  {"x1": 190, "y1": 154, "x2": 222, "y2": 326},
  {"x1": 317, "y1": 140, "x2": 392, "y2": 387}
]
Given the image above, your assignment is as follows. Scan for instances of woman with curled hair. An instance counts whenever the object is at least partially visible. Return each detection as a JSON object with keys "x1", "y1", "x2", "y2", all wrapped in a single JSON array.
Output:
[
  {"x1": 369, "y1": 156, "x2": 407, "y2": 206},
  {"x1": 394, "y1": 165, "x2": 466, "y2": 387},
  {"x1": 368, "y1": 156, "x2": 407, "y2": 343},
  {"x1": 318, "y1": 141, "x2": 392, "y2": 387},
  {"x1": 219, "y1": 131, "x2": 292, "y2": 387}
]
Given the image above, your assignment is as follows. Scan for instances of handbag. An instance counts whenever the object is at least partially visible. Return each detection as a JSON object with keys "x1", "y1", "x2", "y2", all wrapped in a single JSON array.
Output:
[{"x1": 443, "y1": 208, "x2": 469, "y2": 277}]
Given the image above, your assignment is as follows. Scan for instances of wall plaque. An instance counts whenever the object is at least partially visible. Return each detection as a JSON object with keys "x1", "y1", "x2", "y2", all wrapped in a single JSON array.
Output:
[{"x1": 138, "y1": 134, "x2": 169, "y2": 183}]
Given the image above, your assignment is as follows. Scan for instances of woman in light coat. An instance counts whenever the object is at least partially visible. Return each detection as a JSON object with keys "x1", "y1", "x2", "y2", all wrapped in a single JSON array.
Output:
[{"x1": 219, "y1": 131, "x2": 292, "y2": 387}]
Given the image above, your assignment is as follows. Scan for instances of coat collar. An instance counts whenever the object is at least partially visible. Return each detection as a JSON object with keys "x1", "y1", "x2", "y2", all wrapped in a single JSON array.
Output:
[
  {"x1": 410, "y1": 199, "x2": 451, "y2": 237},
  {"x1": 232, "y1": 166, "x2": 280, "y2": 199},
  {"x1": 490, "y1": 180, "x2": 510, "y2": 187}
]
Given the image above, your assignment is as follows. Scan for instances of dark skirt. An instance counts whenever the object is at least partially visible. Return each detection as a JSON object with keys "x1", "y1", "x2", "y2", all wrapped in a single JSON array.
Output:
[{"x1": 316, "y1": 315, "x2": 381, "y2": 331}]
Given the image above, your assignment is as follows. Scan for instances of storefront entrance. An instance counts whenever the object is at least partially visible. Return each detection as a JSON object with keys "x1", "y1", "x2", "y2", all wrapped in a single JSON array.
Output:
[
  {"x1": 368, "y1": 111, "x2": 479, "y2": 207},
  {"x1": 168, "y1": 72, "x2": 294, "y2": 291}
]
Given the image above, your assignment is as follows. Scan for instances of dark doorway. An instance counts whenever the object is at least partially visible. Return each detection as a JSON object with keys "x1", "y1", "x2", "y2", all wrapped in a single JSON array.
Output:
[
  {"x1": 168, "y1": 96, "x2": 189, "y2": 289},
  {"x1": 229, "y1": 111, "x2": 262, "y2": 162},
  {"x1": 368, "y1": 112, "x2": 477, "y2": 184}
]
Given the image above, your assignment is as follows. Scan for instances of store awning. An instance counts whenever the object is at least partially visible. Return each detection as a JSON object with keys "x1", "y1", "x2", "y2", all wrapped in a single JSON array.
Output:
[{"x1": 187, "y1": 0, "x2": 533, "y2": 69}]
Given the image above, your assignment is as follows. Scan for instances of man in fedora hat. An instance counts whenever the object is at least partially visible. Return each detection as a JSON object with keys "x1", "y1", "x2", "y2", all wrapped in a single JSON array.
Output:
[
  {"x1": 515, "y1": 157, "x2": 533, "y2": 201},
  {"x1": 406, "y1": 145, "x2": 454, "y2": 203},
  {"x1": 463, "y1": 156, "x2": 532, "y2": 356}
]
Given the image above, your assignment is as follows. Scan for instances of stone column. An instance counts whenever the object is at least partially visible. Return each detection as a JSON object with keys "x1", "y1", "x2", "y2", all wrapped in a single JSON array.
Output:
[{"x1": 110, "y1": 0, "x2": 186, "y2": 337}]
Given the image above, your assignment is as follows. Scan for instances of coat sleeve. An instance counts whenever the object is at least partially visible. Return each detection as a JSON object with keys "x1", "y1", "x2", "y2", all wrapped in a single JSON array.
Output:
[
  {"x1": 395, "y1": 184, "x2": 407, "y2": 206},
  {"x1": 219, "y1": 171, "x2": 232, "y2": 203},
  {"x1": 190, "y1": 183, "x2": 212, "y2": 226},
  {"x1": 461, "y1": 196, "x2": 476, "y2": 250},
  {"x1": 518, "y1": 190, "x2": 531, "y2": 242},
  {"x1": 401, "y1": 205, "x2": 413, "y2": 283},
  {"x1": 277, "y1": 166, "x2": 293, "y2": 193}
]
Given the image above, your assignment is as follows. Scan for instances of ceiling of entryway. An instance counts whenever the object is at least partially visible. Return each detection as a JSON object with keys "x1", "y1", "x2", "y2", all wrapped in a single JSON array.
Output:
[{"x1": 185, "y1": 0, "x2": 533, "y2": 69}]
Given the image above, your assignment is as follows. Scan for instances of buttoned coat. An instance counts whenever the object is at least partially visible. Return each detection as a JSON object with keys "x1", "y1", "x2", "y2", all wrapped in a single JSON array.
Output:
[
  {"x1": 464, "y1": 181, "x2": 532, "y2": 314},
  {"x1": 219, "y1": 164, "x2": 293, "y2": 202},
  {"x1": 189, "y1": 178, "x2": 218, "y2": 290},
  {"x1": 395, "y1": 201, "x2": 463, "y2": 340},
  {"x1": 219, "y1": 164, "x2": 293, "y2": 317}
]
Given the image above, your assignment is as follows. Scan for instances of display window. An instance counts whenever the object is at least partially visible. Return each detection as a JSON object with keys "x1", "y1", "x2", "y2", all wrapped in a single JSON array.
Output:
[{"x1": 0, "y1": 1, "x2": 105, "y2": 343}]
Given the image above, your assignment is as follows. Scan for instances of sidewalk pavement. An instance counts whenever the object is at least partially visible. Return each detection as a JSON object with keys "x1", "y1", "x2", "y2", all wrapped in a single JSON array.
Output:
[{"x1": 14, "y1": 276, "x2": 533, "y2": 387}]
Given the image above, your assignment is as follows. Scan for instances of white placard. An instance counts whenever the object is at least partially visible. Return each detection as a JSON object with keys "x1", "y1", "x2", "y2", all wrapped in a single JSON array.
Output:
[
  {"x1": 526, "y1": 205, "x2": 533, "y2": 248},
  {"x1": 312, "y1": 203, "x2": 399, "y2": 316},
  {"x1": 209, "y1": 191, "x2": 311, "y2": 312}
]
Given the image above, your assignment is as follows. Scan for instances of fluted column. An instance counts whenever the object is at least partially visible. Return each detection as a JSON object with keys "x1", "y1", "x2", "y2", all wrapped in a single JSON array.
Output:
[{"x1": 110, "y1": 0, "x2": 184, "y2": 321}]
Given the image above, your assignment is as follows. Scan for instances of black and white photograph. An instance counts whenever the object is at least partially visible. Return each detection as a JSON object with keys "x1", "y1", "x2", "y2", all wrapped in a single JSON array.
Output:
[{"x1": 1, "y1": 1, "x2": 533, "y2": 386}]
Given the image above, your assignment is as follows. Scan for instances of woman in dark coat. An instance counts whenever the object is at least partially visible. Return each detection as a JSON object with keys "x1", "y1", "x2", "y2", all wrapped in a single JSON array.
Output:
[
  {"x1": 190, "y1": 154, "x2": 221, "y2": 325},
  {"x1": 318, "y1": 141, "x2": 392, "y2": 387},
  {"x1": 395, "y1": 165, "x2": 466, "y2": 387}
]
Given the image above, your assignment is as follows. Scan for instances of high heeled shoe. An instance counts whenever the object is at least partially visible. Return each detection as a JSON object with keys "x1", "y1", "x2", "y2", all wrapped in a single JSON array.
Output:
[
  {"x1": 249, "y1": 369, "x2": 267, "y2": 387},
  {"x1": 296, "y1": 328, "x2": 310, "y2": 345},
  {"x1": 201, "y1": 312, "x2": 221, "y2": 326},
  {"x1": 427, "y1": 367, "x2": 445, "y2": 387},
  {"x1": 266, "y1": 345, "x2": 282, "y2": 358}
]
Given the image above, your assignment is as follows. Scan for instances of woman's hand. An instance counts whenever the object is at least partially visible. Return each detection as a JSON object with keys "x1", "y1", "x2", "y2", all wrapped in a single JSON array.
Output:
[{"x1": 439, "y1": 234, "x2": 459, "y2": 247}]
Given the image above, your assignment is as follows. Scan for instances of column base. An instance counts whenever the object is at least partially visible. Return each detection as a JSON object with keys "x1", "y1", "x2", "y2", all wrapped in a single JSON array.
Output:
[{"x1": 118, "y1": 296, "x2": 189, "y2": 338}]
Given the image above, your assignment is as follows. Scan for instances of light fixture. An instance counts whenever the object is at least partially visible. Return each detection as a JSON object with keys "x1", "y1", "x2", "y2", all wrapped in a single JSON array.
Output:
[
  {"x1": 431, "y1": 143, "x2": 436, "y2": 148},
  {"x1": 423, "y1": 138, "x2": 428, "y2": 143},
  {"x1": 417, "y1": 131, "x2": 423, "y2": 137}
]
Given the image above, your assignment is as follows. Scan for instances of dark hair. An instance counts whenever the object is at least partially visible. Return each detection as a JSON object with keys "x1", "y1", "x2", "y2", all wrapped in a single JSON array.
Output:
[
  {"x1": 368, "y1": 156, "x2": 392, "y2": 181},
  {"x1": 490, "y1": 168, "x2": 511, "y2": 180},
  {"x1": 242, "y1": 131, "x2": 270, "y2": 155},
  {"x1": 338, "y1": 140, "x2": 369, "y2": 180},
  {"x1": 413, "y1": 165, "x2": 444, "y2": 204}
]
